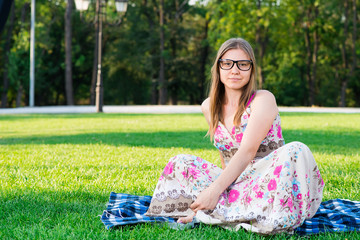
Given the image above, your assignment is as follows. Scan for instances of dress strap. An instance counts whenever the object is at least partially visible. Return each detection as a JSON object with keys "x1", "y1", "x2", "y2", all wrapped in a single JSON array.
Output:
[{"x1": 246, "y1": 92, "x2": 256, "y2": 108}]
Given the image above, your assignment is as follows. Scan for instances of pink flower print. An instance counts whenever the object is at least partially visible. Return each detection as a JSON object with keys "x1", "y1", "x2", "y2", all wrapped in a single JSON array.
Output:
[
  {"x1": 188, "y1": 167, "x2": 200, "y2": 179},
  {"x1": 196, "y1": 157, "x2": 203, "y2": 163},
  {"x1": 225, "y1": 145, "x2": 230, "y2": 149},
  {"x1": 220, "y1": 200, "x2": 225, "y2": 205},
  {"x1": 202, "y1": 163, "x2": 208, "y2": 169},
  {"x1": 235, "y1": 133, "x2": 243, "y2": 143},
  {"x1": 253, "y1": 184, "x2": 259, "y2": 192},
  {"x1": 277, "y1": 125, "x2": 283, "y2": 138},
  {"x1": 317, "y1": 170, "x2": 321, "y2": 178},
  {"x1": 287, "y1": 197, "x2": 294, "y2": 211},
  {"x1": 228, "y1": 189, "x2": 240, "y2": 203},
  {"x1": 256, "y1": 191, "x2": 264, "y2": 199},
  {"x1": 215, "y1": 126, "x2": 222, "y2": 135},
  {"x1": 231, "y1": 126, "x2": 236, "y2": 135},
  {"x1": 293, "y1": 184, "x2": 299, "y2": 192},
  {"x1": 280, "y1": 199, "x2": 285, "y2": 207},
  {"x1": 219, "y1": 147, "x2": 224, "y2": 151},
  {"x1": 297, "y1": 193, "x2": 302, "y2": 200},
  {"x1": 163, "y1": 161, "x2": 173, "y2": 175},
  {"x1": 181, "y1": 171, "x2": 188, "y2": 179},
  {"x1": 267, "y1": 179, "x2": 277, "y2": 191},
  {"x1": 246, "y1": 196, "x2": 252, "y2": 204},
  {"x1": 229, "y1": 142, "x2": 234, "y2": 147},
  {"x1": 299, "y1": 201, "x2": 303, "y2": 209},
  {"x1": 205, "y1": 169, "x2": 210, "y2": 174},
  {"x1": 273, "y1": 165, "x2": 283, "y2": 178},
  {"x1": 268, "y1": 198, "x2": 274, "y2": 203},
  {"x1": 159, "y1": 175, "x2": 164, "y2": 181},
  {"x1": 268, "y1": 125, "x2": 274, "y2": 135}
]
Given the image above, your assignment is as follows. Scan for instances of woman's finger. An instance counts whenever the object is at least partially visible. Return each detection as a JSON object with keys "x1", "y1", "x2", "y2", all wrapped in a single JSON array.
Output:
[{"x1": 190, "y1": 201, "x2": 198, "y2": 210}]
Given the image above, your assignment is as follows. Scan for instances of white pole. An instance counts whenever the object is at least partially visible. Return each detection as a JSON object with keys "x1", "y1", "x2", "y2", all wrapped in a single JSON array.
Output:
[{"x1": 30, "y1": 0, "x2": 35, "y2": 107}]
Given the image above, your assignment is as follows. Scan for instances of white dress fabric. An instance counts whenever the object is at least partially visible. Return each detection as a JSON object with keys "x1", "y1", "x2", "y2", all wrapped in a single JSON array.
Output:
[{"x1": 146, "y1": 106, "x2": 324, "y2": 234}]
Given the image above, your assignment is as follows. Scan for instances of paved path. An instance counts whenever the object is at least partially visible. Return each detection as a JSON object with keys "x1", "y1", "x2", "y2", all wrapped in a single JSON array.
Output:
[{"x1": 0, "y1": 105, "x2": 360, "y2": 114}]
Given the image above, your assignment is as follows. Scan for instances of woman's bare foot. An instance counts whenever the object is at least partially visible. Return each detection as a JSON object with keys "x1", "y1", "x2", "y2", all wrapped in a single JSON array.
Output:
[{"x1": 177, "y1": 212, "x2": 196, "y2": 224}]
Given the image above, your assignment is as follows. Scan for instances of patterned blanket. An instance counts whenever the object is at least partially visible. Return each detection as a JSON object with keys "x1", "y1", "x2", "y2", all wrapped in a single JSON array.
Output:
[{"x1": 100, "y1": 192, "x2": 360, "y2": 235}]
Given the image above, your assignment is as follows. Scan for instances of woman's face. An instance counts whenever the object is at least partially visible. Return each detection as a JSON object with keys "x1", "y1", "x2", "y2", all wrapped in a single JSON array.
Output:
[{"x1": 219, "y1": 48, "x2": 252, "y2": 92}]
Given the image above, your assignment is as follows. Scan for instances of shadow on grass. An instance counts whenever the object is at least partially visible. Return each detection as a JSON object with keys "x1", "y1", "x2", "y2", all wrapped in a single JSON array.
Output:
[
  {"x1": 283, "y1": 129, "x2": 360, "y2": 154},
  {"x1": 0, "y1": 128, "x2": 359, "y2": 154},
  {"x1": 0, "y1": 113, "x2": 201, "y2": 121},
  {"x1": 0, "y1": 131, "x2": 213, "y2": 150}
]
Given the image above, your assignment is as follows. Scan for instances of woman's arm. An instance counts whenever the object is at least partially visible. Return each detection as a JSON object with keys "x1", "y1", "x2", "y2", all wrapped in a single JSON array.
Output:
[
  {"x1": 201, "y1": 97, "x2": 211, "y2": 126},
  {"x1": 201, "y1": 98, "x2": 226, "y2": 170},
  {"x1": 191, "y1": 90, "x2": 279, "y2": 212},
  {"x1": 219, "y1": 152, "x2": 226, "y2": 169}
]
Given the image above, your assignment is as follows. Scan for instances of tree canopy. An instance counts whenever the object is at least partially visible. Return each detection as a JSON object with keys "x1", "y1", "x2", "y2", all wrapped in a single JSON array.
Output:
[{"x1": 0, "y1": 0, "x2": 359, "y2": 107}]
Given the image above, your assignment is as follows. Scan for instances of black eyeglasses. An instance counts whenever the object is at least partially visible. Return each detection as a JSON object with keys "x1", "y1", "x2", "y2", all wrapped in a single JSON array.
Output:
[{"x1": 218, "y1": 59, "x2": 253, "y2": 71}]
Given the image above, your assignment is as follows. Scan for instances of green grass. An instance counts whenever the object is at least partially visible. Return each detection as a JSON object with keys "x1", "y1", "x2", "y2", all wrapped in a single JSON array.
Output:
[{"x1": 0, "y1": 113, "x2": 359, "y2": 239}]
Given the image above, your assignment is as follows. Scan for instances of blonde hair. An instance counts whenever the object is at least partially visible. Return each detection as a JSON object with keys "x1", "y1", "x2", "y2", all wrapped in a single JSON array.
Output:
[{"x1": 208, "y1": 38, "x2": 257, "y2": 139}]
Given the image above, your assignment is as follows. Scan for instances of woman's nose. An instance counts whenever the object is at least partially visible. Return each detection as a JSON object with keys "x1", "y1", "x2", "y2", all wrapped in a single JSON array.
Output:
[{"x1": 230, "y1": 64, "x2": 240, "y2": 74}]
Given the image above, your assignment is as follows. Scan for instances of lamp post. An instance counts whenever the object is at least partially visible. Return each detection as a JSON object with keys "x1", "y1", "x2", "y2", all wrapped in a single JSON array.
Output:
[
  {"x1": 30, "y1": 0, "x2": 35, "y2": 107},
  {"x1": 74, "y1": 0, "x2": 128, "y2": 112}
]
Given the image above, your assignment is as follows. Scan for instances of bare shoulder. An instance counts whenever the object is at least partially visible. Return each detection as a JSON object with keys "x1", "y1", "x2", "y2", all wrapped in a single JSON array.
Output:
[
  {"x1": 255, "y1": 90, "x2": 276, "y2": 101},
  {"x1": 252, "y1": 90, "x2": 278, "y2": 115},
  {"x1": 201, "y1": 97, "x2": 211, "y2": 125}
]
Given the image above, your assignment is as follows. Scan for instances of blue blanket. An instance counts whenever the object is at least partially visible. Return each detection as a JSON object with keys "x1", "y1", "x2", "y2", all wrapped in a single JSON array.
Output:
[{"x1": 100, "y1": 192, "x2": 360, "y2": 235}]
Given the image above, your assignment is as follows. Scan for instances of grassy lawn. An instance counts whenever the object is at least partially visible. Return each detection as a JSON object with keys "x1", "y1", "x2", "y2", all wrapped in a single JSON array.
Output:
[{"x1": 0, "y1": 113, "x2": 359, "y2": 239}]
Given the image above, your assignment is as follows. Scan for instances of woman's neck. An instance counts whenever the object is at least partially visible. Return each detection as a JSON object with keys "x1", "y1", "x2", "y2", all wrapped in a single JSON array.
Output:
[{"x1": 223, "y1": 89, "x2": 242, "y2": 107}]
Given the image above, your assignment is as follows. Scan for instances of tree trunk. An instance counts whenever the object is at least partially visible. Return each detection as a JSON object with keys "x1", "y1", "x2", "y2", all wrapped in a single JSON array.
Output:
[
  {"x1": 254, "y1": 0, "x2": 268, "y2": 89},
  {"x1": 90, "y1": 25, "x2": 98, "y2": 105},
  {"x1": 151, "y1": 76, "x2": 158, "y2": 104},
  {"x1": 340, "y1": 0, "x2": 349, "y2": 107},
  {"x1": 350, "y1": 0, "x2": 357, "y2": 105},
  {"x1": 16, "y1": 83, "x2": 23, "y2": 107},
  {"x1": 65, "y1": 0, "x2": 74, "y2": 105},
  {"x1": 170, "y1": 30, "x2": 177, "y2": 105},
  {"x1": 1, "y1": 1, "x2": 14, "y2": 108},
  {"x1": 158, "y1": 0, "x2": 167, "y2": 104},
  {"x1": 255, "y1": 0, "x2": 262, "y2": 89},
  {"x1": 199, "y1": 19, "x2": 209, "y2": 103},
  {"x1": 311, "y1": 6, "x2": 319, "y2": 106},
  {"x1": 350, "y1": 0, "x2": 357, "y2": 77},
  {"x1": 303, "y1": 4, "x2": 317, "y2": 106},
  {"x1": 142, "y1": 0, "x2": 158, "y2": 104}
]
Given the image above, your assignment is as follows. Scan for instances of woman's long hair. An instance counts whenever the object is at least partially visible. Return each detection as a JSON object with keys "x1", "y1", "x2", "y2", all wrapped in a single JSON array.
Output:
[{"x1": 208, "y1": 38, "x2": 257, "y2": 140}]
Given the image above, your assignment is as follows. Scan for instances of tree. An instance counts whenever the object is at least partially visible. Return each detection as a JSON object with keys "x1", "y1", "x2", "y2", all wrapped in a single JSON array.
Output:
[
  {"x1": 65, "y1": 0, "x2": 74, "y2": 105},
  {"x1": 1, "y1": 0, "x2": 14, "y2": 108}
]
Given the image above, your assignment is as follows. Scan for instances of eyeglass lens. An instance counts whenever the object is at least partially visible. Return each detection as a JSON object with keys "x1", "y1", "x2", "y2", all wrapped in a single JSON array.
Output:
[{"x1": 219, "y1": 60, "x2": 252, "y2": 71}]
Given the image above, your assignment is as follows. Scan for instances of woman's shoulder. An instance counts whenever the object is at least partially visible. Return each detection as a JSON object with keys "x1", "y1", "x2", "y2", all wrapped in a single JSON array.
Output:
[
  {"x1": 252, "y1": 90, "x2": 278, "y2": 115},
  {"x1": 253, "y1": 90, "x2": 277, "y2": 105},
  {"x1": 254, "y1": 90, "x2": 275, "y2": 99},
  {"x1": 201, "y1": 98, "x2": 211, "y2": 125},
  {"x1": 201, "y1": 97, "x2": 210, "y2": 110}
]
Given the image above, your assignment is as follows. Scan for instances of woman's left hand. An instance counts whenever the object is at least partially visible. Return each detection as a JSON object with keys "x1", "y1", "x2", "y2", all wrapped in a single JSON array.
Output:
[{"x1": 190, "y1": 185, "x2": 221, "y2": 213}]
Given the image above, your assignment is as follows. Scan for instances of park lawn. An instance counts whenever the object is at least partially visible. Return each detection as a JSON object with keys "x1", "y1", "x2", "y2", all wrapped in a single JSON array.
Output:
[{"x1": 0, "y1": 113, "x2": 359, "y2": 240}]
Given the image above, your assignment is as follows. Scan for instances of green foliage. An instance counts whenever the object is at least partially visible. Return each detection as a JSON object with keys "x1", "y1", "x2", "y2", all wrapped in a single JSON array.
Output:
[
  {"x1": 207, "y1": 0, "x2": 359, "y2": 107},
  {"x1": 0, "y1": 0, "x2": 359, "y2": 106},
  {"x1": 0, "y1": 113, "x2": 359, "y2": 239}
]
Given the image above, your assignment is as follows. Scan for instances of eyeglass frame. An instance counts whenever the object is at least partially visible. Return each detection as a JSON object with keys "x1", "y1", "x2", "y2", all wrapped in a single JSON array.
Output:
[{"x1": 218, "y1": 59, "x2": 253, "y2": 71}]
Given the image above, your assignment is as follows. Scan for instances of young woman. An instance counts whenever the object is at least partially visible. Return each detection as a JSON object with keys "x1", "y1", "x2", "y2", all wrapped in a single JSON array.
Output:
[{"x1": 145, "y1": 38, "x2": 324, "y2": 234}]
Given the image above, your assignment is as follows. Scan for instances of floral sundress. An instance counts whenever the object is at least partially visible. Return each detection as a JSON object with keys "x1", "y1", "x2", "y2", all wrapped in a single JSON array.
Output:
[{"x1": 145, "y1": 106, "x2": 324, "y2": 234}]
